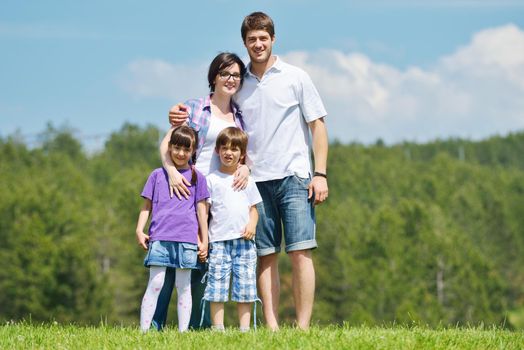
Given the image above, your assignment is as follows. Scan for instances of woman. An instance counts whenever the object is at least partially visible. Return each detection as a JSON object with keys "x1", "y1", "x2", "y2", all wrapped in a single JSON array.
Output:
[{"x1": 160, "y1": 52, "x2": 250, "y2": 199}]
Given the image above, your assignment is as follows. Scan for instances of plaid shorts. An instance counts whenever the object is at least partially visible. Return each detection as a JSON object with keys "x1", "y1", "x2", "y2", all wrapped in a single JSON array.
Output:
[{"x1": 204, "y1": 238, "x2": 257, "y2": 303}]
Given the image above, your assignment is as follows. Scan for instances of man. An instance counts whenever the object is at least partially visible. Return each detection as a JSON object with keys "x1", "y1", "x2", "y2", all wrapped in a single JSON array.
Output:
[{"x1": 169, "y1": 11, "x2": 328, "y2": 330}]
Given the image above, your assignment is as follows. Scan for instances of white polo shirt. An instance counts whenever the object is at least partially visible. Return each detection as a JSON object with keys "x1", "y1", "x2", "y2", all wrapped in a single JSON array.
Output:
[{"x1": 235, "y1": 56, "x2": 327, "y2": 182}]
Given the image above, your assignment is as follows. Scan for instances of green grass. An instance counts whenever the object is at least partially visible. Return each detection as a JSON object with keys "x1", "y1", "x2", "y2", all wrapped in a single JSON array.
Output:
[{"x1": 1, "y1": 323, "x2": 523, "y2": 349}]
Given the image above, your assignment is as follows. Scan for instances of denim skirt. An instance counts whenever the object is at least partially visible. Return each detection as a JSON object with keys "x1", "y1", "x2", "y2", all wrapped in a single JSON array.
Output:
[{"x1": 143, "y1": 240, "x2": 198, "y2": 269}]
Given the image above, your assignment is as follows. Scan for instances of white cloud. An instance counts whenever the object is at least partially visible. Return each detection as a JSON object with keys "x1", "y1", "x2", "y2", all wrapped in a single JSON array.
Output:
[
  {"x1": 282, "y1": 24, "x2": 524, "y2": 144},
  {"x1": 120, "y1": 24, "x2": 524, "y2": 144}
]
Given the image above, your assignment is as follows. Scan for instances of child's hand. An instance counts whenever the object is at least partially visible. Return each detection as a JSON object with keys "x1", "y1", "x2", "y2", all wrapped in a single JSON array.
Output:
[
  {"x1": 198, "y1": 242, "x2": 208, "y2": 262},
  {"x1": 242, "y1": 223, "x2": 256, "y2": 240},
  {"x1": 136, "y1": 231, "x2": 150, "y2": 250}
]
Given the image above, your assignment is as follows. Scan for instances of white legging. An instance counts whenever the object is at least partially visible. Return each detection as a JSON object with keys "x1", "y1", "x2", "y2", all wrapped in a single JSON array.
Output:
[{"x1": 140, "y1": 266, "x2": 192, "y2": 332}]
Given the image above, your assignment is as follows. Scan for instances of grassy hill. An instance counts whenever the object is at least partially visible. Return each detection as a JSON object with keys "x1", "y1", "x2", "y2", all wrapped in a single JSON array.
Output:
[{"x1": 1, "y1": 323, "x2": 524, "y2": 350}]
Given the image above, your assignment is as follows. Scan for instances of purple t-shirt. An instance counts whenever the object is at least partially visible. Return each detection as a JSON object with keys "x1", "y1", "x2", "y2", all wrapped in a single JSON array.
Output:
[{"x1": 141, "y1": 167, "x2": 209, "y2": 244}]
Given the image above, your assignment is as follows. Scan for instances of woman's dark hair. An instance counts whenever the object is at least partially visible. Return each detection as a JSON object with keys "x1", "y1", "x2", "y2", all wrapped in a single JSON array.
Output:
[
  {"x1": 169, "y1": 125, "x2": 199, "y2": 185},
  {"x1": 208, "y1": 52, "x2": 246, "y2": 92}
]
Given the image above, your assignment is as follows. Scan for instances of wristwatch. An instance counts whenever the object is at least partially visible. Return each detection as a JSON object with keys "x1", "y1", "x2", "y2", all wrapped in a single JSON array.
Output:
[{"x1": 313, "y1": 171, "x2": 327, "y2": 179}]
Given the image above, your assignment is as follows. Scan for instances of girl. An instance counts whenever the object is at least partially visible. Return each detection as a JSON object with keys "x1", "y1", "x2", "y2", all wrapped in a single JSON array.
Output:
[{"x1": 135, "y1": 125, "x2": 209, "y2": 332}]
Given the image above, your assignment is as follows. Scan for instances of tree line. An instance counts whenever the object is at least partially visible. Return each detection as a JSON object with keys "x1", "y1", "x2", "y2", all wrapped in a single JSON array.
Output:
[{"x1": 1, "y1": 124, "x2": 523, "y2": 328}]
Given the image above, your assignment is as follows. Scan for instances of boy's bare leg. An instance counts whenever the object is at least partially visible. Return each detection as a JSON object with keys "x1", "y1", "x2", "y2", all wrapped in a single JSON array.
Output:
[
  {"x1": 237, "y1": 302, "x2": 252, "y2": 330},
  {"x1": 289, "y1": 249, "x2": 315, "y2": 330},
  {"x1": 257, "y1": 253, "x2": 280, "y2": 330},
  {"x1": 210, "y1": 302, "x2": 225, "y2": 328}
]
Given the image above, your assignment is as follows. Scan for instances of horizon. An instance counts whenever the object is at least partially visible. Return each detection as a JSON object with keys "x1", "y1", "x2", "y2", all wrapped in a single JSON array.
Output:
[{"x1": 3, "y1": 121, "x2": 522, "y2": 155}]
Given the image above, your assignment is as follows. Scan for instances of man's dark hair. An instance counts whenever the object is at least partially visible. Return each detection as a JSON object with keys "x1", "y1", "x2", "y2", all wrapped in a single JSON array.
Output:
[{"x1": 241, "y1": 11, "x2": 275, "y2": 42}]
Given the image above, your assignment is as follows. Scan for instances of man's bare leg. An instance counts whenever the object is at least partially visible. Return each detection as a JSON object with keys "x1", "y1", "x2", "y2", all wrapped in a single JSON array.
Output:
[
  {"x1": 289, "y1": 249, "x2": 315, "y2": 330},
  {"x1": 257, "y1": 253, "x2": 280, "y2": 330}
]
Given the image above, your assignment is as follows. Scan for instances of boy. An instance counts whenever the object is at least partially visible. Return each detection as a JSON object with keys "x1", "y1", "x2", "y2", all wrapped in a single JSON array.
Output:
[{"x1": 202, "y1": 127, "x2": 262, "y2": 331}]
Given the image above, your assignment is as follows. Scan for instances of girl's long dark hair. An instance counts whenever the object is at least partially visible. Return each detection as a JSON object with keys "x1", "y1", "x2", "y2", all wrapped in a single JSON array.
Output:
[{"x1": 169, "y1": 125, "x2": 198, "y2": 185}]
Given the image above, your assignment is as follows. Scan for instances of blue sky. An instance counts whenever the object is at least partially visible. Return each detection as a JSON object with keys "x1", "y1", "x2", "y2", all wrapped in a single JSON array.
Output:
[{"x1": 1, "y1": 0, "x2": 524, "y2": 149}]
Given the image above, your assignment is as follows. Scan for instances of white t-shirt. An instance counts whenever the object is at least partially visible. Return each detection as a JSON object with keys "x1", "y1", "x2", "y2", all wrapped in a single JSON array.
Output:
[
  {"x1": 206, "y1": 170, "x2": 262, "y2": 243},
  {"x1": 195, "y1": 114, "x2": 236, "y2": 176},
  {"x1": 235, "y1": 56, "x2": 327, "y2": 182}
]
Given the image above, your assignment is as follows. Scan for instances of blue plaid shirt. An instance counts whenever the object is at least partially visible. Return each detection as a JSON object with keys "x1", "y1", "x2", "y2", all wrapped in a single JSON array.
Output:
[{"x1": 185, "y1": 94, "x2": 245, "y2": 159}]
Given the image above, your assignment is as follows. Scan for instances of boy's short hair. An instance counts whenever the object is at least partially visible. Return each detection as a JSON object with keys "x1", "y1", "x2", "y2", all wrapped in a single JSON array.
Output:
[
  {"x1": 215, "y1": 127, "x2": 248, "y2": 156},
  {"x1": 241, "y1": 11, "x2": 275, "y2": 42}
]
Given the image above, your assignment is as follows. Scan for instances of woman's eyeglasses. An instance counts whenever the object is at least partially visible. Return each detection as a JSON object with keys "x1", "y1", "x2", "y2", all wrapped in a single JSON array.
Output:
[{"x1": 218, "y1": 71, "x2": 242, "y2": 81}]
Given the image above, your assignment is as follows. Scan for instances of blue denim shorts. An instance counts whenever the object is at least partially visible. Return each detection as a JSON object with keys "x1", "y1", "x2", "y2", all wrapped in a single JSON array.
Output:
[
  {"x1": 255, "y1": 174, "x2": 316, "y2": 256},
  {"x1": 143, "y1": 240, "x2": 198, "y2": 269},
  {"x1": 204, "y1": 239, "x2": 257, "y2": 303}
]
